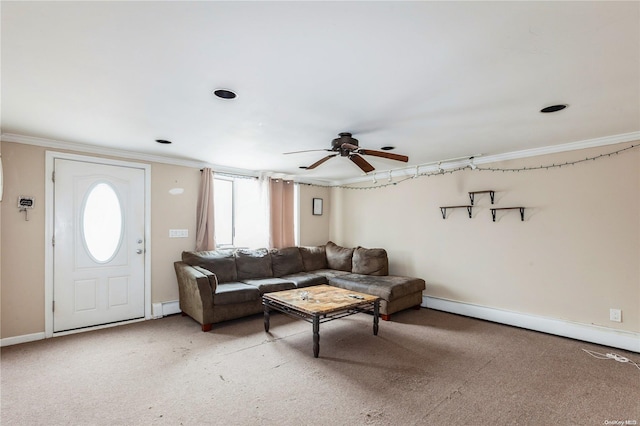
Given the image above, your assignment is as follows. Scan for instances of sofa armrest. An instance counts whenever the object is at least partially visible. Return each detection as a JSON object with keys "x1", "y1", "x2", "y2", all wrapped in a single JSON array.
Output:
[
  {"x1": 174, "y1": 261, "x2": 215, "y2": 326},
  {"x1": 191, "y1": 265, "x2": 219, "y2": 291}
]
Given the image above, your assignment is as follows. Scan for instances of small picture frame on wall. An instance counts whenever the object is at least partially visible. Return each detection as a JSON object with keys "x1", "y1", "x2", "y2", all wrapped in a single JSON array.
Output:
[{"x1": 312, "y1": 198, "x2": 323, "y2": 216}]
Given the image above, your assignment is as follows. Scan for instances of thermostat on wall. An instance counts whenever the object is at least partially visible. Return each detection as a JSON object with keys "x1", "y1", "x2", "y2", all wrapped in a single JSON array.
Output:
[{"x1": 18, "y1": 196, "x2": 35, "y2": 209}]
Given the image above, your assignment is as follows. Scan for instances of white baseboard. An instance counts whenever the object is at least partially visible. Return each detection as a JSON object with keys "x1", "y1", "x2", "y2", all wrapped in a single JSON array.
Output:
[
  {"x1": 2, "y1": 300, "x2": 181, "y2": 347},
  {"x1": 1, "y1": 332, "x2": 46, "y2": 347},
  {"x1": 152, "y1": 300, "x2": 180, "y2": 318},
  {"x1": 423, "y1": 296, "x2": 640, "y2": 353}
]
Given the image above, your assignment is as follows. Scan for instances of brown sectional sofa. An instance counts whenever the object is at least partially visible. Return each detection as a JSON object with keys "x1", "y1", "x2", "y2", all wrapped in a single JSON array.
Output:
[{"x1": 174, "y1": 241, "x2": 426, "y2": 331}]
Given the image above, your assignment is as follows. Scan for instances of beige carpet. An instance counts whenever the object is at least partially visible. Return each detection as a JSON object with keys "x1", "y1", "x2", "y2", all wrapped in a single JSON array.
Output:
[{"x1": 1, "y1": 309, "x2": 639, "y2": 425}]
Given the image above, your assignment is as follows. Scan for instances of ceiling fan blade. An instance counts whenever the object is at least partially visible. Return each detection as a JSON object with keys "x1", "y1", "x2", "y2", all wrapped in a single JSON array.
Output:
[
  {"x1": 349, "y1": 154, "x2": 375, "y2": 173},
  {"x1": 283, "y1": 149, "x2": 332, "y2": 155},
  {"x1": 358, "y1": 149, "x2": 409, "y2": 162},
  {"x1": 306, "y1": 154, "x2": 338, "y2": 170}
]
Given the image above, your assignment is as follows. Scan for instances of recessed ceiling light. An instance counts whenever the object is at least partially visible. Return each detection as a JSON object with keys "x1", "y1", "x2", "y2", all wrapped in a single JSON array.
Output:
[
  {"x1": 380, "y1": 146, "x2": 395, "y2": 151},
  {"x1": 155, "y1": 139, "x2": 172, "y2": 144},
  {"x1": 540, "y1": 104, "x2": 568, "y2": 113},
  {"x1": 213, "y1": 89, "x2": 237, "y2": 99}
]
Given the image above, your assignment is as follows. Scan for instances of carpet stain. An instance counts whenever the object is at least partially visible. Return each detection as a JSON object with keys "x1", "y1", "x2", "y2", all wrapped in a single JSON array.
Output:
[
  {"x1": 173, "y1": 346, "x2": 191, "y2": 357},
  {"x1": 363, "y1": 409, "x2": 385, "y2": 424}
]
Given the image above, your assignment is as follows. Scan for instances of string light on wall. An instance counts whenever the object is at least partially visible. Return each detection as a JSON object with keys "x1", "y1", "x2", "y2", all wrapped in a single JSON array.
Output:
[
  {"x1": 469, "y1": 157, "x2": 477, "y2": 170},
  {"x1": 297, "y1": 143, "x2": 639, "y2": 190}
]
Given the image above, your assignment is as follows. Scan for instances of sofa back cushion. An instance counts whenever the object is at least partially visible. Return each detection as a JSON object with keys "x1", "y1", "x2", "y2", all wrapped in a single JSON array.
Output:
[
  {"x1": 299, "y1": 245, "x2": 328, "y2": 271},
  {"x1": 181, "y1": 250, "x2": 237, "y2": 283},
  {"x1": 325, "y1": 241, "x2": 354, "y2": 272},
  {"x1": 235, "y1": 248, "x2": 273, "y2": 279},
  {"x1": 270, "y1": 247, "x2": 304, "y2": 277},
  {"x1": 352, "y1": 246, "x2": 389, "y2": 276}
]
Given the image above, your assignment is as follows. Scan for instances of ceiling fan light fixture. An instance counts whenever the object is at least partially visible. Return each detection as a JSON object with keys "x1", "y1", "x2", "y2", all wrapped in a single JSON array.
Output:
[
  {"x1": 540, "y1": 104, "x2": 567, "y2": 113},
  {"x1": 213, "y1": 89, "x2": 237, "y2": 99}
]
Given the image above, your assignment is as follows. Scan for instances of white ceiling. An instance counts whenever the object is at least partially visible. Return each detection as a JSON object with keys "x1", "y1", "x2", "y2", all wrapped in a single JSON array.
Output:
[{"x1": 2, "y1": 1, "x2": 639, "y2": 181}]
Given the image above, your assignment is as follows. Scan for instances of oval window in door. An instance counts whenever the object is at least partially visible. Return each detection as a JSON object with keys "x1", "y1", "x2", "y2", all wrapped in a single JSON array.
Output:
[{"x1": 82, "y1": 182, "x2": 123, "y2": 263}]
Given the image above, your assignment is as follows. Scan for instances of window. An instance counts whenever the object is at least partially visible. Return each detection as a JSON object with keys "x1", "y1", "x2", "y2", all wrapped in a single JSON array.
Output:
[
  {"x1": 82, "y1": 182, "x2": 123, "y2": 262},
  {"x1": 213, "y1": 178, "x2": 233, "y2": 246},
  {"x1": 214, "y1": 177, "x2": 268, "y2": 248}
]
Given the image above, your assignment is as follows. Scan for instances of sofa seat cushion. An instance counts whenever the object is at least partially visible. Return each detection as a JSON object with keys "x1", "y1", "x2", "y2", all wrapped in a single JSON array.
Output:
[
  {"x1": 213, "y1": 282, "x2": 261, "y2": 306},
  {"x1": 182, "y1": 250, "x2": 237, "y2": 283},
  {"x1": 352, "y1": 246, "x2": 389, "y2": 276},
  {"x1": 270, "y1": 247, "x2": 304, "y2": 277},
  {"x1": 282, "y1": 272, "x2": 328, "y2": 288},
  {"x1": 299, "y1": 245, "x2": 328, "y2": 271},
  {"x1": 325, "y1": 241, "x2": 354, "y2": 272},
  {"x1": 236, "y1": 248, "x2": 273, "y2": 280},
  {"x1": 240, "y1": 278, "x2": 296, "y2": 295},
  {"x1": 328, "y1": 274, "x2": 426, "y2": 302},
  {"x1": 309, "y1": 269, "x2": 352, "y2": 279}
]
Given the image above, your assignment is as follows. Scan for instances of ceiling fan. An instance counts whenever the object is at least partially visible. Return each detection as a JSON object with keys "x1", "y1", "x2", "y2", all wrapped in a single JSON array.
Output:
[{"x1": 285, "y1": 132, "x2": 409, "y2": 173}]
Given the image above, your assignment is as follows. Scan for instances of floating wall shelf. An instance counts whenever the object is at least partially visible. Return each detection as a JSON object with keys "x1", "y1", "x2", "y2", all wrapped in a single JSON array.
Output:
[
  {"x1": 469, "y1": 190, "x2": 495, "y2": 205},
  {"x1": 490, "y1": 207, "x2": 525, "y2": 222},
  {"x1": 440, "y1": 205, "x2": 473, "y2": 219}
]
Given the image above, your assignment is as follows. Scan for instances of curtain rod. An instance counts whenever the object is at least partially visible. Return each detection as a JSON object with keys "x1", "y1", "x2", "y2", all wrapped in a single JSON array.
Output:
[{"x1": 200, "y1": 169, "x2": 258, "y2": 180}]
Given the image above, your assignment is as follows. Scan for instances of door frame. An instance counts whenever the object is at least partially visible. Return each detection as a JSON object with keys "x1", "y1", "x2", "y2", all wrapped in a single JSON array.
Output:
[{"x1": 45, "y1": 151, "x2": 152, "y2": 338}]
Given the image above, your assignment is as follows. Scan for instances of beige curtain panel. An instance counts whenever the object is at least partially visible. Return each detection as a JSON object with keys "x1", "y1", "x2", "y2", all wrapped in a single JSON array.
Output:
[
  {"x1": 269, "y1": 178, "x2": 294, "y2": 249},
  {"x1": 195, "y1": 168, "x2": 215, "y2": 251}
]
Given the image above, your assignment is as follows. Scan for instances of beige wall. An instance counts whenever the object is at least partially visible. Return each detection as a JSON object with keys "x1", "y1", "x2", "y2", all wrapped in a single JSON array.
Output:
[
  {"x1": 1, "y1": 143, "x2": 47, "y2": 338},
  {"x1": 0, "y1": 142, "x2": 201, "y2": 338},
  {"x1": 298, "y1": 184, "x2": 331, "y2": 246},
  {"x1": 330, "y1": 143, "x2": 640, "y2": 333},
  {"x1": 150, "y1": 163, "x2": 200, "y2": 302}
]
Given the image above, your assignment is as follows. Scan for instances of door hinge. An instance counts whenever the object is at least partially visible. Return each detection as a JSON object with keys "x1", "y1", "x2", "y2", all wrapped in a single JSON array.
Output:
[
  {"x1": 52, "y1": 236, "x2": 55, "y2": 247},
  {"x1": 52, "y1": 301, "x2": 55, "y2": 312},
  {"x1": 52, "y1": 171, "x2": 55, "y2": 182}
]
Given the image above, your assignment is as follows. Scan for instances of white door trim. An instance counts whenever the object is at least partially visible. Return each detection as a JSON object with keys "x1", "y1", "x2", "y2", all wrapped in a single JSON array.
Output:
[{"x1": 45, "y1": 151, "x2": 152, "y2": 338}]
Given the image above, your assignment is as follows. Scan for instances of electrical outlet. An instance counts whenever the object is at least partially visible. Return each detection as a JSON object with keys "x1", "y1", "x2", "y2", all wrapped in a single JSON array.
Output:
[{"x1": 609, "y1": 308, "x2": 622, "y2": 322}]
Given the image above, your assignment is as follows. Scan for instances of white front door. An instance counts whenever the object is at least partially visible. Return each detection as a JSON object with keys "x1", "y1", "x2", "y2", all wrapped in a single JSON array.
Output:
[{"x1": 53, "y1": 158, "x2": 146, "y2": 332}]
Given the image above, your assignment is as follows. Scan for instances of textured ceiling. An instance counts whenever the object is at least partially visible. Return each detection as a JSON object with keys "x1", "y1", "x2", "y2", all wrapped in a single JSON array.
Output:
[{"x1": 2, "y1": 1, "x2": 639, "y2": 181}]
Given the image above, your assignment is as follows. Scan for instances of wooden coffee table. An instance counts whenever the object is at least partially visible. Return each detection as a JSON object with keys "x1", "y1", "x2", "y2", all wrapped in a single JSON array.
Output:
[{"x1": 262, "y1": 284, "x2": 380, "y2": 358}]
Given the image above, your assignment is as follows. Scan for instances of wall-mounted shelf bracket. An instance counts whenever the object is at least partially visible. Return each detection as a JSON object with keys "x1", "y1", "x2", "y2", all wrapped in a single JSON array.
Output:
[
  {"x1": 490, "y1": 207, "x2": 525, "y2": 222},
  {"x1": 469, "y1": 190, "x2": 495, "y2": 205},
  {"x1": 440, "y1": 205, "x2": 473, "y2": 219}
]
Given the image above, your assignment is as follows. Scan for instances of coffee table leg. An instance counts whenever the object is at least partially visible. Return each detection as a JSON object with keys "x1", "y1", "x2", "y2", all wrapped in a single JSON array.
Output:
[
  {"x1": 373, "y1": 300, "x2": 379, "y2": 336},
  {"x1": 313, "y1": 315, "x2": 320, "y2": 358},
  {"x1": 263, "y1": 302, "x2": 270, "y2": 333}
]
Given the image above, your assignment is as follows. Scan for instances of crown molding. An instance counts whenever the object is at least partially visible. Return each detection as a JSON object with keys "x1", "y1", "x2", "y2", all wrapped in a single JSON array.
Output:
[
  {"x1": 0, "y1": 133, "x2": 262, "y2": 178},
  {"x1": 334, "y1": 131, "x2": 640, "y2": 186},
  {"x1": 3, "y1": 130, "x2": 639, "y2": 187}
]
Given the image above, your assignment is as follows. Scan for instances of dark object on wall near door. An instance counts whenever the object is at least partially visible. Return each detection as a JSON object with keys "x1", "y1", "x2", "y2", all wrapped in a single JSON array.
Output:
[{"x1": 313, "y1": 198, "x2": 323, "y2": 215}]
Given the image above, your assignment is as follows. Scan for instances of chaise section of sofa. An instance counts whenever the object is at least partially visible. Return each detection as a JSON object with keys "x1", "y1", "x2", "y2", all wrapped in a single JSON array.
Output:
[{"x1": 174, "y1": 242, "x2": 425, "y2": 331}]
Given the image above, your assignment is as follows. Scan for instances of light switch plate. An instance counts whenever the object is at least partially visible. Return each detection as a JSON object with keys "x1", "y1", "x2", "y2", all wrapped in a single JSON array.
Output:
[{"x1": 169, "y1": 229, "x2": 188, "y2": 238}]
